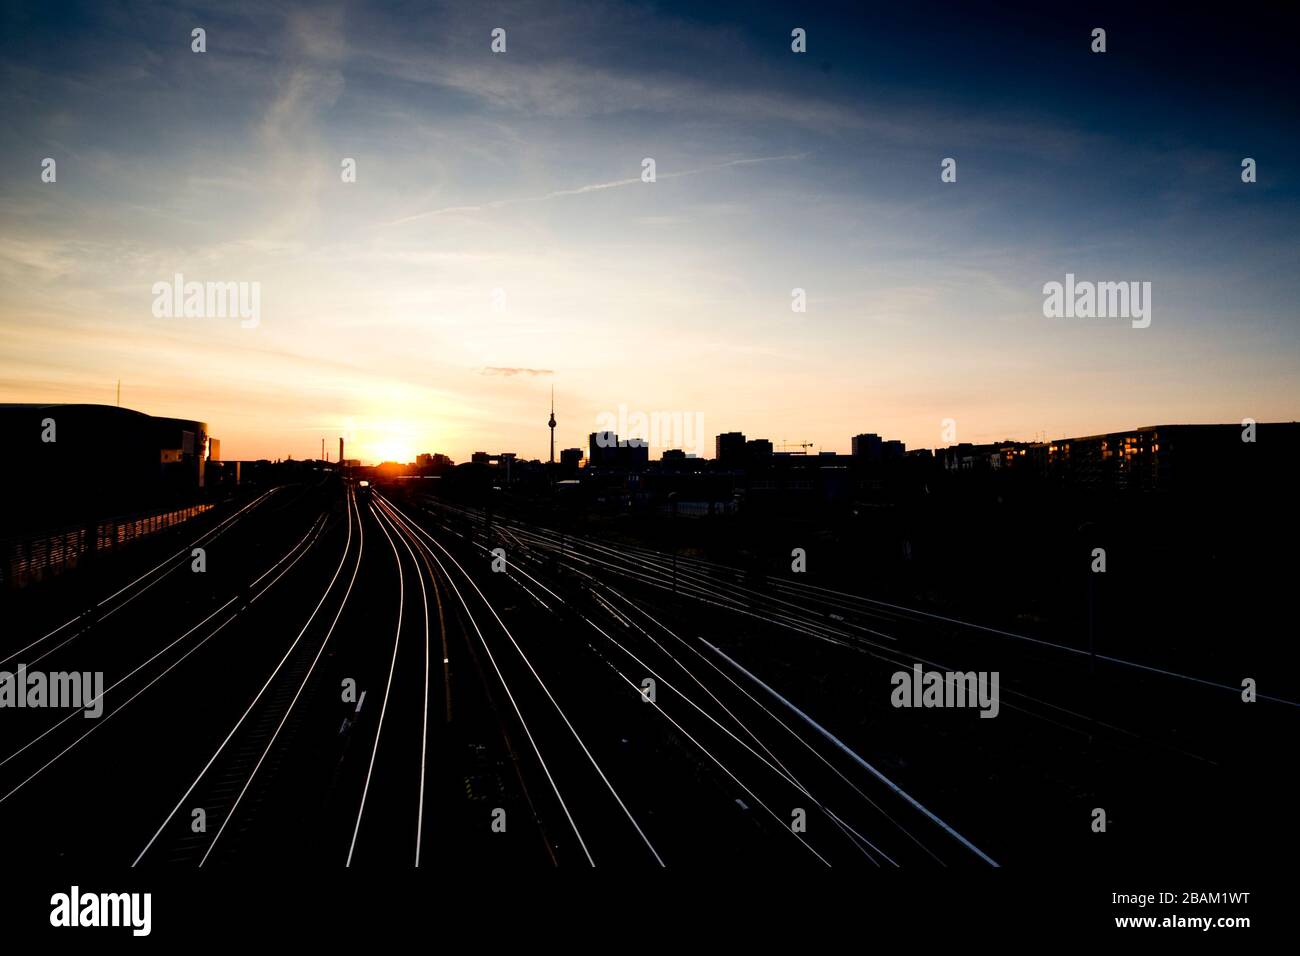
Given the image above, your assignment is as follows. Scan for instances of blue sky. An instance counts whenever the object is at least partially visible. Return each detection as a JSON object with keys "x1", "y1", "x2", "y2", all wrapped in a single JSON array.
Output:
[{"x1": 1, "y1": 0, "x2": 1296, "y2": 461}]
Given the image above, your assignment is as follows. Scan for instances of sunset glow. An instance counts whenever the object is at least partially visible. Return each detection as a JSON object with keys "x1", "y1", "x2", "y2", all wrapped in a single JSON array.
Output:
[{"x1": 1, "y1": 4, "x2": 1296, "y2": 465}]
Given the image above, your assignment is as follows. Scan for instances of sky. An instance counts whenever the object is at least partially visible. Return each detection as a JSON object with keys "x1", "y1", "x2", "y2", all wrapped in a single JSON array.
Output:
[{"x1": 1, "y1": 0, "x2": 1297, "y2": 464}]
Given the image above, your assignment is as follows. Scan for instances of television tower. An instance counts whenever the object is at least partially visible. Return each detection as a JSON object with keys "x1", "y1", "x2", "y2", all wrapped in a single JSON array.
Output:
[{"x1": 548, "y1": 386, "x2": 556, "y2": 465}]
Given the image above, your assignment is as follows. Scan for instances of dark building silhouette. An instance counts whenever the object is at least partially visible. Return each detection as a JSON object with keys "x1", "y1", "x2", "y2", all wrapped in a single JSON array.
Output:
[
  {"x1": 1033, "y1": 423, "x2": 1296, "y2": 493},
  {"x1": 932, "y1": 423, "x2": 1299, "y2": 494},
  {"x1": 0, "y1": 403, "x2": 212, "y2": 534},
  {"x1": 937, "y1": 441, "x2": 1026, "y2": 473},
  {"x1": 416, "y1": 452, "x2": 453, "y2": 473},
  {"x1": 588, "y1": 431, "x2": 648, "y2": 469},
  {"x1": 850, "y1": 433, "x2": 906, "y2": 463},
  {"x1": 852, "y1": 432, "x2": 883, "y2": 461},
  {"x1": 589, "y1": 430, "x2": 613, "y2": 463},
  {"x1": 715, "y1": 431, "x2": 746, "y2": 464}
]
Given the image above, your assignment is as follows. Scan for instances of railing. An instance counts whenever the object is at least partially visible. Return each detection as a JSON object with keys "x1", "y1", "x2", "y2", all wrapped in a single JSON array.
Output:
[{"x1": 1, "y1": 502, "x2": 214, "y2": 589}]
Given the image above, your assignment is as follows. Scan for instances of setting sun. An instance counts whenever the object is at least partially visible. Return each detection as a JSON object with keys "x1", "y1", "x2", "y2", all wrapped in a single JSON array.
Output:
[
  {"x1": 347, "y1": 417, "x2": 422, "y2": 465},
  {"x1": 368, "y1": 438, "x2": 415, "y2": 464}
]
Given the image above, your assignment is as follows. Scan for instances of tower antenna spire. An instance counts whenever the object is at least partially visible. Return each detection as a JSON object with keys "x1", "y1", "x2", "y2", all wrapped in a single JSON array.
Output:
[{"x1": 548, "y1": 385, "x2": 557, "y2": 466}]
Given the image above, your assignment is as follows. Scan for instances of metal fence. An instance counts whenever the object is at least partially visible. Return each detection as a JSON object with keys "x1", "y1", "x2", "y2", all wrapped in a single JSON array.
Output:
[{"x1": 1, "y1": 502, "x2": 214, "y2": 590}]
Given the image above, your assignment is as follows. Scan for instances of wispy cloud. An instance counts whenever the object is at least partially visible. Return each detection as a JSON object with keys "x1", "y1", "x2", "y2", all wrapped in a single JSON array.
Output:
[
  {"x1": 383, "y1": 152, "x2": 812, "y2": 226},
  {"x1": 480, "y1": 367, "x2": 554, "y2": 377}
]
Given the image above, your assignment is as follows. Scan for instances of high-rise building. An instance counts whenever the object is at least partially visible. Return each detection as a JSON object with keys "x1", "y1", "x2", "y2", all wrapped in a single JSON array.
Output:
[
  {"x1": 715, "y1": 431, "x2": 746, "y2": 463},
  {"x1": 624, "y1": 439, "x2": 649, "y2": 469},
  {"x1": 590, "y1": 431, "x2": 617, "y2": 463},
  {"x1": 852, "y1": 433, "x2": 883, "y2": 461}
]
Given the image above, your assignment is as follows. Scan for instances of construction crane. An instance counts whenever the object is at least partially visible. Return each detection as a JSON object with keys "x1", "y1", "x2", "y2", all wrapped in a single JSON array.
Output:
[{"x1": 777, "y1": 439, "x2": 815, "y2": 455}]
